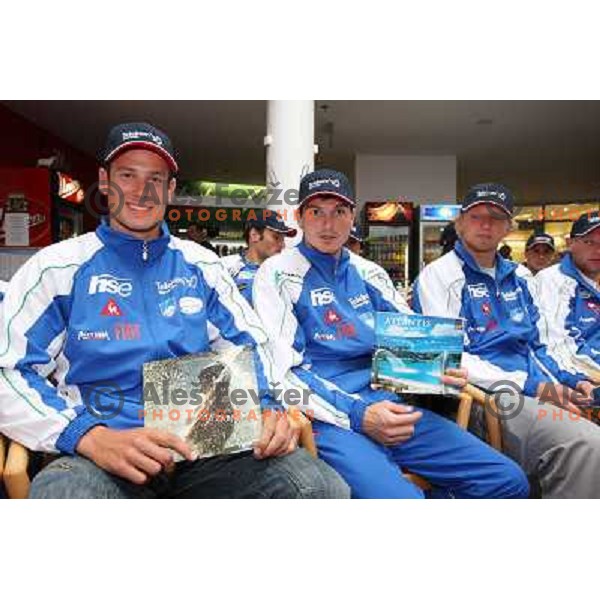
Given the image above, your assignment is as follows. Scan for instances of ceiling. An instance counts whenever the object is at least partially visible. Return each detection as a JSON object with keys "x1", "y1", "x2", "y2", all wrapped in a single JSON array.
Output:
[{"x1": 4, "y1": 100, "x2": 600, "y2": 202}]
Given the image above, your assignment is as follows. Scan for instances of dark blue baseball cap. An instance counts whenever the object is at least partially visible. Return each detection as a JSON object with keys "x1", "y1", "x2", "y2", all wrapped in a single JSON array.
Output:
[
  {"x1": 526, "y1": 232, "x2": 555, "y2": 251},
  {"x1": 245, "y1": 210, "x2": 297, "y2": 237},
  {"x1": 101, "y1": 122, "x2": 178, "y2": 173},
  {"x1": 461, "y1": 183, "x2": 514, "y2": 217},
  {"x1": 571, "y1": 211, "x2": 600, "y2": 238},
  {"x1": 349, "y1": 224, "x2": 364, "y2": 243},
  {"x1": 299, "y1": 168, "x2": 355, "y2": 210}
]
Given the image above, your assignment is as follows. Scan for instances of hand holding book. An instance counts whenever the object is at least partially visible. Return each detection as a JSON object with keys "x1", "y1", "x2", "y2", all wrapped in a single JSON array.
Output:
[{"x1": 441, "y1": 367, "x2": 469, "y2": 392}]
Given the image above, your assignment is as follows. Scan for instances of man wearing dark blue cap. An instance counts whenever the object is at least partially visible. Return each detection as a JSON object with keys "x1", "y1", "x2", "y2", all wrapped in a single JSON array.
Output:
[
  {"x1": 253, "y1": 169, "x2": 529, "y2": 498},
  {"x1": 345, "y1": 223, "x2": 364, "y2": 255},
  {"x1": 222, "y1": 210, "x2": 296, "y2": 304},
  {"x1": 414, "y1": 184, "x2": 600, "y2": 498},
  {"x1": 524, "y1": 232, "x2": 556, "y2": 275},
  {"x1": 536, "y1": 212, "x2": 600, "y2": 393},
  {"x1": 0, "y1": 123, "x2": 349, "y2": 499}
]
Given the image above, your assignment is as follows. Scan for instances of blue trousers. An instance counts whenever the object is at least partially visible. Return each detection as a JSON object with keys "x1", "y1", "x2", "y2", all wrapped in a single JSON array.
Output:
[{"x1": 313, "y1": 408, "x2": 529, "y2": 499}]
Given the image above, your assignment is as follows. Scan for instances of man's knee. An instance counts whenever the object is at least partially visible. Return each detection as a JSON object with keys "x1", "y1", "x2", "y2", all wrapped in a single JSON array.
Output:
[
  {"x1": 29, "y1": 456, "x2": 126, "y2": 499},
  {"x1": 272, "y1": 449, "x2": 350, "y2": 499},
  {"x1": 497, "y1": 458, "x2": 530, "y2": 499}
]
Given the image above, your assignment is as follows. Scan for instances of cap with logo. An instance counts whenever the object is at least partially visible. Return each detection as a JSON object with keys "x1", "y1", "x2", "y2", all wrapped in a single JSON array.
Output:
[
  {"x1": 571, "y1": 211, "x2": 600, "y2": 238},
  {"x1": 461, "y1": 183, "x2": 514, "y2": 217},
  {"x1": 245, "y1": 210, "x2": 297, "y2": 237},
  {"x1": 525, "y1": 232, "x2": 555, "y2": 251},
  {"x1": 299, "y1": 168, "x2": 355, "y2": 210},
  {"x1": 100, "y1": 122, "x2": 178, "y2": 174},
  {"x1": 349, "y1": 223, "x2": 364, "y2": 243}
]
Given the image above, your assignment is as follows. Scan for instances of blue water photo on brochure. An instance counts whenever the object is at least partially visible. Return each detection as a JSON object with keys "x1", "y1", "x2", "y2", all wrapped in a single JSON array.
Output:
[{"x1": 371, "y1": 312, "x2": 465, "y2": 395}]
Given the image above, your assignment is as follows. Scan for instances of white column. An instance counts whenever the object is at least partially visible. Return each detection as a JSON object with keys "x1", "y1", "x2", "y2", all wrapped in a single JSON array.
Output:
[{"x1": 265, "y1": 100, "x2": 315, "y2": 244}]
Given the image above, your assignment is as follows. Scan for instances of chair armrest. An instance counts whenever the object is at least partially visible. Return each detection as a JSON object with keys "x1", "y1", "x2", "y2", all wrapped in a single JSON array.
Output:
[
  {"x1": 463, "y1": 384, "x2": 503, "y2": 451},
  {"x1": 4, "y1": 441, "x2": 31, "y2": 499},
  {"x1": 0, "y1": 434, "x2": 6, "y2": 480}
]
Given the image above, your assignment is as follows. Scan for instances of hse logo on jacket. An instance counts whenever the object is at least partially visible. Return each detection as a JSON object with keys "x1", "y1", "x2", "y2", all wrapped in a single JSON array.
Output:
[
  {"x1": 535, "y1": 253, "x2": 600, "y2": 378},
  {"x1": 0, "y1": 221, "x2": 278, "y2": 454},
  {"x1": 413, "y1": 240, "x2": 585, "y2": 395},
  {"x1": 253, "y1": 241, "x2": 412, "y2": 433}
]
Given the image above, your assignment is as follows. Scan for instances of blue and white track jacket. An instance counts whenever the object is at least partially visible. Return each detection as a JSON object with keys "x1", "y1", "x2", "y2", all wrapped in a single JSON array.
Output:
[
  {"x1": 253, "y1": 242, "x2": 412, "y2": 434},
  {"x1": 535, "y1": 253, "x2": 600, "y2": 381},
  {"x1": 413, "y1": 241, "x2": 584, "y2": 395},
  {"x1": 0, "y1": 221, "x2": 282, "y2": 454},
  {"x1": 221, "y1": 252, "x2": 258, "y2": 305}
]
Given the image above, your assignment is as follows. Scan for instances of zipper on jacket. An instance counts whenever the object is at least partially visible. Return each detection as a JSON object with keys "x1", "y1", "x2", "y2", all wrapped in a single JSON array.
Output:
[{"x1": 142, "y1": 241, "x2": 148, "y2": 262}]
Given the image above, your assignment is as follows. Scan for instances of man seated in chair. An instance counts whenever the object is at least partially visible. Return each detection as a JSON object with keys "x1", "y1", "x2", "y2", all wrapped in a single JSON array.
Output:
[
  {"x1": 222, "y1": 210, "x2": 296, "y2": 304},
  {"x1": 252, "y1": 168, "x2": 528, "y2": 499},
  {"x1": 0, "y1": 122, "x2": 348, "y2": 500},
  {"x1": 535, "y1": 212, "x2": 600, "y2": 386},
  {"x1": 413, "y1": 183, "x2": 600, "y2": 498}
]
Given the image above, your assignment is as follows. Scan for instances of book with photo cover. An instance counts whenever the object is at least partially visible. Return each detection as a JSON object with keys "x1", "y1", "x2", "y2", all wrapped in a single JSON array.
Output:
[
  {"x1": 143, "y1": 345, "x2": 262, "y2": 461},
  {"x1": 371, "y1": 312, "x2": 465, "y2": 395}
]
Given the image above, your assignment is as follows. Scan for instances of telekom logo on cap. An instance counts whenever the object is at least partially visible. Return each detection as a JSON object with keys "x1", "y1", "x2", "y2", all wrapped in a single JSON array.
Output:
[
  {"x1": 122, "y1": 131, "x2": 164, "y2": 146},
  {"x1": 476, "y1": 190, "x2": 506, "y2": 200},
  {"x1": 308, "y1": 178, "x2": 340, "y2": 190}
]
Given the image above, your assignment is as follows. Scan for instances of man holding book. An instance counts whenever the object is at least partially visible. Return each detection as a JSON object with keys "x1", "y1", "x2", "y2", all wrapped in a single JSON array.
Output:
[
  {"x1": 252, "y1": 168, "x2": 528, "y2": 499},
  {"x1": 413, "y1": 183, "x2": 600, "y2": 498},
  {"x1": 0, "y1": 122, "x2": 349, "y2": 499}
]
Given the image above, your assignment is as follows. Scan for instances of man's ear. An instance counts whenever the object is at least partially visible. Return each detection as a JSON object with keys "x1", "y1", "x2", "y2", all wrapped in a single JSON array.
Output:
[
  {"x1": 453, "y1": 216, "x2": 463, "y2": 237},
  {"x1": 168, "y1": 177, "x2": 177, "y2": 204},
  {"x1": 298, "y1": 210, "x2": 306, "y2": 232},
  {"x1": 98, "y1": 167, "x2": 110, "y2": 195}
]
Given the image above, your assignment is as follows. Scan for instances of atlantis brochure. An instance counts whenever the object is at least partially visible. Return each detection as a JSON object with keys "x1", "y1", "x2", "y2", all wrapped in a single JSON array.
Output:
[
  {"x1": 371, "y1": 312, "x2": 464, "y2": 395},
  {"x1": 143, "y1": 346, "x2": 262, "y2": 461}
]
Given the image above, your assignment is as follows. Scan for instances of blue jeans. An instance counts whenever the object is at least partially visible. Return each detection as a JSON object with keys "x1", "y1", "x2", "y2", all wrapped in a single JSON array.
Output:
[
  {"x1": 29, "y1": 448, "x2": 349, "y2": 499},
  {"x1": 313, "y1": 408, "x2": 529, "y2": 499}
]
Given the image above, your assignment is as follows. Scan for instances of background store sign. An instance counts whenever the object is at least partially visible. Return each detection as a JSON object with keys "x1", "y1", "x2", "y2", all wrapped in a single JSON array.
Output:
[
  {"x1": 420, "y1": 204, "x2": 460, "y2": 221},
  {"x1": 57, "y1": 172, "x2": 84, "y2": 204},
  {"x1": 178, "y1": 180, "x2": 267, "y2": 204},
  {"x1": 365, "y1": 200, "x2": 413, "y2": 224},
  {"x1": 0, "y1": 193, "x2": 50, "y2": 247}
]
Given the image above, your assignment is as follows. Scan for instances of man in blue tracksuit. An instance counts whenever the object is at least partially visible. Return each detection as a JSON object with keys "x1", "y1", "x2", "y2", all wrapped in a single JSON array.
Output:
[
  {"x1": 222, "y1": 211, "x2": 296, "y2": 304},
  {"x1": 414, "y1": 183, "x2": 600, "y2": 498},
  {"x1": 536, "y1": 212, "x2": 600, "y2": 385},
  {"x1": 253, "y1": 168, "x2": 528, "y2": 499},
  {"x1": 523, "y1": 232, "x2": 556, "y2": 276},
  {"x1": 0, "y1": 123, "x2": 348, "y2": 499}
]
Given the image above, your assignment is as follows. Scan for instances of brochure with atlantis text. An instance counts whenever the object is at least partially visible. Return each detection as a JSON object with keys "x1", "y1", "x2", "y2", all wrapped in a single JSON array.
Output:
[{"x1": 371, "y1": 312, "x2": 464, "y2": 395}]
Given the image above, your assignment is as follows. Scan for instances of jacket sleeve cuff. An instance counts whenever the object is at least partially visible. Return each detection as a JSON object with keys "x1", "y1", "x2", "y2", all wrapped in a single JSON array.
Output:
[
  {"x1": 523, "y1": 376, "x2": 543, "y2": 398},
  {"x1": 260, "y1": 395, "x2": 284, "y2": 411},
  {"x1": 56, "y1": 412, "x2": 103, "y2": 455},
  {"x1": 349, "y1": 400, "x2": 369, "y2": 434}
]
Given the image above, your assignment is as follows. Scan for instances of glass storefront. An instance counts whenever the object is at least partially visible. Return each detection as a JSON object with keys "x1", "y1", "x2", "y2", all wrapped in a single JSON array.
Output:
[{"x1": 506, "y1": 202, "x2": 600, "y2": 263}]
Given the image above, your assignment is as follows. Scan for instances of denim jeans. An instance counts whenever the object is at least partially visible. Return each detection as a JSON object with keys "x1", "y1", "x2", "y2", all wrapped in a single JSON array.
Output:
[{"x1": 29, "y1": 448, "x2": 350, "y2": 499}]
